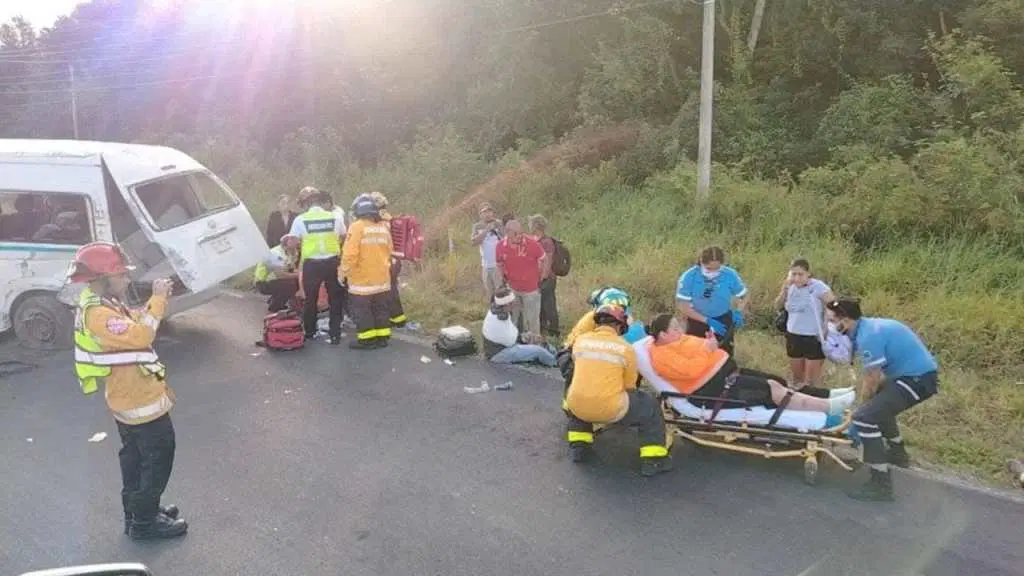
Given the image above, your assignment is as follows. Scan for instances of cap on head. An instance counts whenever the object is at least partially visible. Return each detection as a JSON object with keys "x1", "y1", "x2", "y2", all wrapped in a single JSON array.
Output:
[{"x1": 493, "y1": 289, "x2": 516, "y2": 307}]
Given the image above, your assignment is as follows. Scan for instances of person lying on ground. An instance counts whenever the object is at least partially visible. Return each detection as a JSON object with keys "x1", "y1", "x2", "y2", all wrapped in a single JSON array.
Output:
[
  {"x1": 482, "y1": 288, "x2": 557, "y2": 367},
  {"x1": 253, "y1": 234, "x2": 301, "y2": 312},
  {"x1": 564, "y1": 304, "x2": 673, "y2": 477},
  {"x1": 645, "y1": 314, "x2": 855, "y2": 419}
]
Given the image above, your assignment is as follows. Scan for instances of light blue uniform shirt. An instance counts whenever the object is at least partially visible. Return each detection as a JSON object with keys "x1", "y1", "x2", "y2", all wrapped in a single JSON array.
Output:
[
  {"x1": 852, "y1": 317, "x2": 938, "y2": 378},
  {"x1": 675, "y1": 265, "x2": 747, "y2": 319}
]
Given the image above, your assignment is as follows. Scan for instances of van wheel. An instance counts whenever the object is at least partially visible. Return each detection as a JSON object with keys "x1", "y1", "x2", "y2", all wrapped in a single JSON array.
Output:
[{"x1": 13, "y1": 294, "x2": 74, "y2": 350}]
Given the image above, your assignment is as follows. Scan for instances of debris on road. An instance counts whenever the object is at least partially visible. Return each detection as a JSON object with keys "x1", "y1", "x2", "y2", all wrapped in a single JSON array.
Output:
[
  {"x1": 250, "y1": 352, "x2": 262, "y2": 357},
  {"x1": 0, "y1": 360, "x2": 38, "y2": 379},
  {"x1": 464, "y1": 381, "x2": 491, "y2": 394},
  {"x1": 284, "y1": 389, "x2": 293, "y2": 395},
  {"x1": 444, "y1": 359, "x2": 455, "y2": 366},
  {"x1": 420, "y1": 355, "x2": 432, "y2": 364},
  {"x1": 87, "y1": 432, "x2": 107, "y2": 443},
  {"x1": 26, "y1": 438, "x2": 33, "y2": 443},
  {"x1": 495, "y1": 381, "x2": 513, "y2": 391}
]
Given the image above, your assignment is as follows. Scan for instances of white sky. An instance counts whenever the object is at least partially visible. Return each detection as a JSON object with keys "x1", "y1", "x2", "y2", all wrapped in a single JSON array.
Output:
[{"x1": 2, "y1": 0, "x2": 82, "y2": 28}]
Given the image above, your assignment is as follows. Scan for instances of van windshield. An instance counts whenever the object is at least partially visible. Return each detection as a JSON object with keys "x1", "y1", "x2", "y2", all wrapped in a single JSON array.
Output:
[{"x1": 132, "y1": 171, "x2": 238, "y2": 231}]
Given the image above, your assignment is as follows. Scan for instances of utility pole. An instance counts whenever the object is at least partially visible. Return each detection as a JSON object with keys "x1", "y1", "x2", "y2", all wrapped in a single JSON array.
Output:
[
  {"x1": 696, "y1": 0, "x2": 715, "y2": 201},
  {"x1": 68, "y1": 63, "x2": 79, "y2": 139}
]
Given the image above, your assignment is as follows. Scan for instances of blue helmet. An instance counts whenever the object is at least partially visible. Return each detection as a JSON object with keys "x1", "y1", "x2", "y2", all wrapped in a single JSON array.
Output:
[
  {"x1": 352, "y1": 193, "x2": 380, "y2": 220},
  {"x1": 587, "y1": 286, "x2": 631, "y2": 310}
]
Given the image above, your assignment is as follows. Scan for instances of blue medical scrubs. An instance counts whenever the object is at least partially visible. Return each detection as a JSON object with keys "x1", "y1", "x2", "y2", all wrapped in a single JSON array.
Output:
[{"x1": 675, "y1": 264, "x2": 747, "y2": 353}]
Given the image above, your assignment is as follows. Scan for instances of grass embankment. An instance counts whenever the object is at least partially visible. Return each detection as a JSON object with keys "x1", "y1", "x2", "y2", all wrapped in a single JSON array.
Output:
[
  {"x1": 399, "y1": 166, "x2": 1022, "y2": 487},
  {"x1": 211, "y1": 130, "x2": 1022, "y2": 486}
]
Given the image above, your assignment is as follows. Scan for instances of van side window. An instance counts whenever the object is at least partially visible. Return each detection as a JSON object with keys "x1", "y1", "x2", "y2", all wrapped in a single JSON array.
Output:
[
  {"x1": 132, "y1": 171, "x2": 239, "y2": 231},
  {"x1": 0, "y1": 191, "x2": 93, "y2": 246}
]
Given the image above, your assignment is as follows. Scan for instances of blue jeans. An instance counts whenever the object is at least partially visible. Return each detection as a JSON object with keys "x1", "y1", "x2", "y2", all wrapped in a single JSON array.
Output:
[{"x1": 490, "y1": 344, "x2": 557, "y2": 367}]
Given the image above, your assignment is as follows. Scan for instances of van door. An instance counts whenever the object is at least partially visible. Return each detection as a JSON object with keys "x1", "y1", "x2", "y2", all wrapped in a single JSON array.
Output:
[{"x1": 104, "y1": 165, "x2": 266, "y2": 293}]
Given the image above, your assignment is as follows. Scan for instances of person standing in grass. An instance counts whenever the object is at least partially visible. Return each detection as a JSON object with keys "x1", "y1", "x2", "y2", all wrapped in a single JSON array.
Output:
[
  {"x1": 775, "y1": 259, "x2": 835, "y2": 388},
  {"x1": 675, "y1": 246, "x2": 748, "y2": 356},
  {"x1": 827, "y1": 297, "x2": 939, "y2": 502},
  {"x1": 495, "y1": 219, "x2": 547, "y2": 336},
  {"x1": 528, "y1": 214, "x2": 560, "y2": 338},
  {"x1": 470, "y1": 203, "x2": 505, "y2": 302}
]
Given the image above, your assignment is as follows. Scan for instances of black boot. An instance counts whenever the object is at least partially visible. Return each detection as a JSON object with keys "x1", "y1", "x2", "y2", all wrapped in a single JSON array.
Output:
[
  {"x1": 640, "y1": 455, "x2": 674, "y2": 477},
  {"x1": 569, "y1": 442, "x2": 594, "y2": 463},
  {"x1": 887, "y1": 443, "x2": 910, "y2": 468},
  {"x1": 124, "y1": 505, "x2": 180, "y2": 535},
  {"x1": 349, "y1": 337, "x2": 377, "y2": 350},
  {"x1": 128, "y1": 513, "x2": 188, "y2": 540},
  {"x1": 375, "y1": 336, "x2": 390, "y2": 348},
  {"x1": 847, "y1": 468, "x2": 895, "y2": 502}
]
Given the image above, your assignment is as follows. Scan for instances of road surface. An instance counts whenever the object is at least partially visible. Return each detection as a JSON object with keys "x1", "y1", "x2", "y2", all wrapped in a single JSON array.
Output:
[{"x1": 2, "y1": 293, "x2": 1022, "y2": 576}]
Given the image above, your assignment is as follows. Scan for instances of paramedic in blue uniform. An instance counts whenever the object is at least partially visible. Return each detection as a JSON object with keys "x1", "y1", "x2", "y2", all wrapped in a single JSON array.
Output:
[
  {"x1": 827, "y1": 297, "x2": 939, "y2": 502},
  {"x1": 289, "y1": 187, "x2": 346, "y2": 345},
  {"x1": 675, "y1": 246, "x2": 748, "y2": 355}
]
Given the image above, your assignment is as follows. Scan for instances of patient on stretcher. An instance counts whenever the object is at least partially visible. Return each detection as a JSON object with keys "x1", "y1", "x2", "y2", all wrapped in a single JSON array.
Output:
[{"x1": 644, "y1": 315, "x2": 855, "y2": 419}]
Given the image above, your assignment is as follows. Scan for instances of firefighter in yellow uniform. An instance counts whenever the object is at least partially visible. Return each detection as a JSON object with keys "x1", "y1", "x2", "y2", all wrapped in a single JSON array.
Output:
[
  {"x1": 67, "y1": 242, "x2": 188, "y2": 540},
  {"x1": 369, "y1": 191, "x2": 408, "y2": 329},
  {"x1": 341, "y1": 193, "x2": 395, "y2": 349},
  {"x1": 564, "y1": 304, "x2": 673, "y2": 477},
  {"x1": 558, "y1": 287, "x2": 633, "y2": 411}
]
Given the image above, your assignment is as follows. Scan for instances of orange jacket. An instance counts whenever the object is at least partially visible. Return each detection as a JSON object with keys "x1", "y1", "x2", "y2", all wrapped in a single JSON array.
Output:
[
  {"x1": 649, "y1": 335, "x2": 730, "y2": 394},
  {"x1": 341, "y1": 218, "x2": 393, "y2": 295},
  {"x1": 84, "y1": 295, "x2": 174, "y2": 424},
  {"x1": 566, "y1": 325, "x2": 638, "y2": 423}
]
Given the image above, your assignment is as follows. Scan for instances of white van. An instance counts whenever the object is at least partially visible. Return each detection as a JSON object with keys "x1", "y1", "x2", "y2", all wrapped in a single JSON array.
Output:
[{"x1": 0, "y1": 139, "x2": 268, "y2": 349}]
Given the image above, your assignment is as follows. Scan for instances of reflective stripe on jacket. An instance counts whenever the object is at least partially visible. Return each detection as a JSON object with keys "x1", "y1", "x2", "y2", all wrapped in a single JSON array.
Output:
[
  {"x1": 341, "y1": 218, "x2": 393, "y2": 295},
  {"x1": 296, "y1": 207, "x2": 341, "y2": 261},
  {"x1": 74, "y1": 287, "x2": 174, "y2": 425},
  {"x1": 565, "y1": 325, "x2": 638, "y2": 424}
]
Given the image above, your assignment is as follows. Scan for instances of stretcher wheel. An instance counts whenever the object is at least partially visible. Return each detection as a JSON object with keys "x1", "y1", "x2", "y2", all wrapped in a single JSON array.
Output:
[{"x1": 803, "y1": 456, "x2": 820, "y2": 486}]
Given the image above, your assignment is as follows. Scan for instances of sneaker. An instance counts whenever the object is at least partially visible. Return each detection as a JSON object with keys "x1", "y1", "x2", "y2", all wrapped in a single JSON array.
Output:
[
  {"x1": 124, "y1": 505, "x2": 179, "y2": 535},
  {"x1": 829, "y1": 386, "x2": 856, "y2": 398},
  {"x1": 828, "y1": 391, "x2": 856, "y2": 415},
  {"x1": 639, "y1": 455, "x2": 674, "y2": 477},
  {"x1": 375, "y1": 336, "x2": 390, "y2": 348},
  {"x1": 886, "y1": 443, "x2": 910, "y2": 468},
  {"x1": 847, "y1": 469, "x2": 894, "y2": 502}
]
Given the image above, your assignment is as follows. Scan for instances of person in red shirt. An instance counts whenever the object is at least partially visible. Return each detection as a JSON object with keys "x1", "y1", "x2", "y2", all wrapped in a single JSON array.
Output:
[{"x1": 496, "y1": 219, "x2": 547, "y2": 336}]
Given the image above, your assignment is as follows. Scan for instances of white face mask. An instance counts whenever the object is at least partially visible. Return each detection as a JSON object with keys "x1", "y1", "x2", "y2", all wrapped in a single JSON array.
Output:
[{"x1": 701, "y1": 267, "x2": 720, "y2": 280}]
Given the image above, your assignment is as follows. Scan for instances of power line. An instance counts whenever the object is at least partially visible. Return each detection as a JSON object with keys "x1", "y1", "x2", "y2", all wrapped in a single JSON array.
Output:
[{"x1": 0, "y1": 0, "x2": 696, "y2": 101}]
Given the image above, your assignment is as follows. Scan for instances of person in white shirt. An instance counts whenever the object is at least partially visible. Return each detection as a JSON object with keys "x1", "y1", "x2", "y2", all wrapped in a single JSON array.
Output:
[
  {"x1": 482, "y1": 289, "x2": 557, "y2": 366},
  {"x1": 774, "y1": 259, "x2": 836, "y2": 387}
]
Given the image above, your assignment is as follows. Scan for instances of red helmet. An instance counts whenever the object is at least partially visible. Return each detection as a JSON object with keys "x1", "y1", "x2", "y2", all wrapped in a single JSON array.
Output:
[
  {"x1": 594, "y1": 304, "x2": 629, "y2": 334},
  {"x1": 67, "y1": 242, "x2": 135, "y2": 283}
]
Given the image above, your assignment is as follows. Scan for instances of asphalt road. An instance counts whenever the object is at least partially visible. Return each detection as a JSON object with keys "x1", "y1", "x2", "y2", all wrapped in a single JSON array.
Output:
[{"x1": 2, "y1": 293, "x2": 1022, "y2": 576}]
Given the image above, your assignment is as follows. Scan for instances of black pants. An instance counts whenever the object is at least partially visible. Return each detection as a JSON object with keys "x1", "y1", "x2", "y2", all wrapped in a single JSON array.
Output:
[
  {"x1": 388, "y1": 258, "x2": 407, "y2": 326},
  {"x1": 690, "y1": 366, "x2": 831, "y2": 408},
  {"x1": 349, "y1": 291, "x2": 392, "y2": 342},
  {"x1": 567, "y1": 391, "x2": 667, "y2": 457},
  {"x1": 302, "y1": 256, "x2": 344, "y2": 338},
  {"x1": 854, "y1": 373, "x2": 938, "y2": 466},
  {"x1": 685, "y1": 311, "x2": 736, "y2": 356},
  {"x1": 117, "y1": 413, "x2": 176, "y2": 522},
  {"x1": 256, "y1": 278, "x2": 299, "y2": 312},
  {"x1": 540, "y1": 277, "x2": 559, "y2": 336}
]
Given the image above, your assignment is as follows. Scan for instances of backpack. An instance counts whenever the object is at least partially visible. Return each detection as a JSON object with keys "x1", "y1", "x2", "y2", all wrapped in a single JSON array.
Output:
[
  {"x1": 549, "y1": 237, "x2": 572, "y2": 277},
  {"x1": 390, "y1": 214, "x2": 424, "y2": 262},
  {"x1": 433, "y1": 325, "x2": 478, "y2": 359},
  {"x1": 261, "y1": 310, "x2": 305, "y2": 351}
]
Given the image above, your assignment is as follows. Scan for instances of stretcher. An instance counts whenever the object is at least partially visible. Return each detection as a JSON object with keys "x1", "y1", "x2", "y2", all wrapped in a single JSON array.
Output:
[{"x1": 630, "y1": 337, "x2": 856, "y2": 485}]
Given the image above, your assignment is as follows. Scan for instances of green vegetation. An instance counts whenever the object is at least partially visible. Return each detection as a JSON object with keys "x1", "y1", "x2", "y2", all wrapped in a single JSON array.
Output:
[{"x1": 2, "y1": 0, "x2": 1023, "y2": 484}]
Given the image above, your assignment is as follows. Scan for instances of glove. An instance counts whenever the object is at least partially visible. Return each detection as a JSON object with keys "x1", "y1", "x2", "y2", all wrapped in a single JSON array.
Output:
[
  {"x1": 731, "y1": 309, "x2": 745, "y2": 330},
  {"x1": 707, "y1": 318, "x2": 728, "y2": 337}
]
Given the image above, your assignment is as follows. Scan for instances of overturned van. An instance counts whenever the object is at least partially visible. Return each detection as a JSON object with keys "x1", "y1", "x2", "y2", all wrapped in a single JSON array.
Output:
[{"x1": 0, "y1": 139, "x2": 268, "y2": 349}]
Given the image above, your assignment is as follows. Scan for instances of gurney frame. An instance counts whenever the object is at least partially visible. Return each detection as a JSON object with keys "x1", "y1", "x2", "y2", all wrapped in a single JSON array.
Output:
[{"x1": 656, "y1": 390, "x2": 857, "y2": 486}]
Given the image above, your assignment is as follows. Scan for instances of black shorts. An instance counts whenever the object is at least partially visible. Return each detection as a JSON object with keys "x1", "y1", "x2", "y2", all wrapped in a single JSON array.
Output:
[{"x1": 785, "y1": 332, "x2": 825, "y2": 360}]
